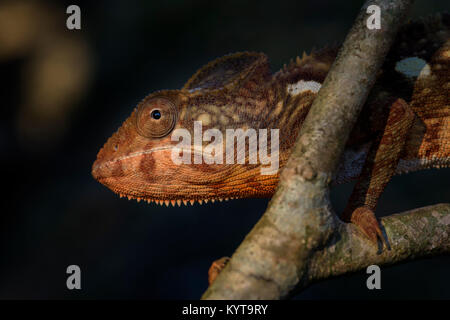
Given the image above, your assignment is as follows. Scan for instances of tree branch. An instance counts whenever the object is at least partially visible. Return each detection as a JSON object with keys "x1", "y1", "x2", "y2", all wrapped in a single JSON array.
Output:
[
  {"x1": 200, "y1": 0, "x2": 440, "y2": 300},
  {"x1": 309, "y1": 203, "x2": 450, "y2": 283}
]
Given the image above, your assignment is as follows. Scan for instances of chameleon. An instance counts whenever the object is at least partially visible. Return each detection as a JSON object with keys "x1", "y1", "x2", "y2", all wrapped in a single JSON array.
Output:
[{"x1": 92, "y1": 14, "x2": 449, "y2": 254}]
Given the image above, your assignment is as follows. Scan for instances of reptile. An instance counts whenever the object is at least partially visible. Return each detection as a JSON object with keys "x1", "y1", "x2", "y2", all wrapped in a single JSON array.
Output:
[{"x1": 92, "y1": 14, "x2": 449, "y2": 260}]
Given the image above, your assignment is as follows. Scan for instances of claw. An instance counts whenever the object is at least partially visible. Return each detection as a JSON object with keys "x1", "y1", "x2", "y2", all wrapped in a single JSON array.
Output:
[
  {"x1": 208, "y1": 257, "x2": 230, "y2": 285},
  {"x1": 349, "y1": 206, "x2": 386, "y2": 247}
]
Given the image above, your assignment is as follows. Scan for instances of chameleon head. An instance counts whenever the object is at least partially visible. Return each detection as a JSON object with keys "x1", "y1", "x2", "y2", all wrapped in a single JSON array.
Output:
[
  {"x1": 92, "y1": 52, "x2": 284, "y2": 205},
  {"x1": 92, "y1": 90, "x2": 191, "y2": 204}
]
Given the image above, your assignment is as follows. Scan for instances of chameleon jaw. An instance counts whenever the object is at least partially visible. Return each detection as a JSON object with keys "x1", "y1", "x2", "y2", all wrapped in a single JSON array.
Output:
[
  {"x1": 96, "y1": 176, "x2": 243, "y2": 207},
  {"x1": 117, "y1": 193, "x2": 236, "y2": 207}
]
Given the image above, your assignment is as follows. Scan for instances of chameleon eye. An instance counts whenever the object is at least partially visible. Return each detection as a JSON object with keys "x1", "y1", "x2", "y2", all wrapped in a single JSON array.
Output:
[
  {"x1": 151, "y1": 110, "x2": 161, "y2": 120},
  {"x1": 136, "y1": 97, "x2": 177, "y2": 138}
]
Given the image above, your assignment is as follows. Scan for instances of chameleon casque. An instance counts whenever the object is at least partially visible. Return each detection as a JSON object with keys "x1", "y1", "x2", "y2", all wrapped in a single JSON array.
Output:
[{"x1": 93, "y1": 14, "x2": 449, "y2": 261}]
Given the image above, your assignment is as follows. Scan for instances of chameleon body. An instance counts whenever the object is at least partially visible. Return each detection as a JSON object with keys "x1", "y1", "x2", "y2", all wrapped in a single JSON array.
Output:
[{"x1": 93, "y1": 14, "x2": 449, "y2": 242}]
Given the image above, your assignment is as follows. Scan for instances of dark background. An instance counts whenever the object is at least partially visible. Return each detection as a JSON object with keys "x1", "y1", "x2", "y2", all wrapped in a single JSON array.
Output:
[{"x1": 1, "y1": 0, "x2": 449, "y2": 299}]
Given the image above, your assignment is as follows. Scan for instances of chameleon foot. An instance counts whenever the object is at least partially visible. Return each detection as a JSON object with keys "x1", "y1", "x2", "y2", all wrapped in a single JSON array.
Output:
[
  {"x1": 349, "y1": 206, "x2": 385, "y2": 246},
  {"x1": 208, "y1": 257, "x2": 230, "y2": 285}
]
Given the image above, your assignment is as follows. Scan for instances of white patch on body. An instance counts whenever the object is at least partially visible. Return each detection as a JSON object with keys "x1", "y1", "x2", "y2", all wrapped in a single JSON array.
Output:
[
  {"x1": 197, "y1": 113, "x2": 212, "y2": 126},
  {"x1": 287, "y1": 80, "x2": 322, "y2": 96},
  {"x1": 395, "y1": 57, "x2": 431, "y2": 78}
]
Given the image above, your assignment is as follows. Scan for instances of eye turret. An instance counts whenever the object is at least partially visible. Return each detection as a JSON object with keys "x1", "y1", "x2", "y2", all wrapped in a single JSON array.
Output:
[{"x1": 136, "y1": 97, "x2": 177, "y2": 138}]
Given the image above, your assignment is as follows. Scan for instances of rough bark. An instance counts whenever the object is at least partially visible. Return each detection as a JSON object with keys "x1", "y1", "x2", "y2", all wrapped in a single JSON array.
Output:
[
  {"x1": 201, "y1": 0, "x2": 449, "y2": 300},
  {"x1": 309, "y1": 203, "x2": 450, "y2": 282}
]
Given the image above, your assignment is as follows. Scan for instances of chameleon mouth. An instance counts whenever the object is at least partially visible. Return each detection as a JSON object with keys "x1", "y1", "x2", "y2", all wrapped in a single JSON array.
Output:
[
  {"x1": 116, "y1": 193, "x2": 237, "y2": 207},
  {"x1": 94, "y1": 176, "x2": 240, "y2": 206}
]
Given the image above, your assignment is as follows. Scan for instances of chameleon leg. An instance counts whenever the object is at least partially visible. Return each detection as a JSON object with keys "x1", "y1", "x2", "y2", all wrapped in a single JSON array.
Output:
[
  {"x1": 208, "y1": 257, "x2": 230, "y2": 285},
  {"x1": 342, "y1": 98, "x2": 415, "y2": 244}
]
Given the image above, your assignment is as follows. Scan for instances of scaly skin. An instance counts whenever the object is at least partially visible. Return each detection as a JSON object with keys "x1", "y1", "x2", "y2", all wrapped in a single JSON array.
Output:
[{"x1": 92, "y1": 14, "x2": 449, "y2": 222}]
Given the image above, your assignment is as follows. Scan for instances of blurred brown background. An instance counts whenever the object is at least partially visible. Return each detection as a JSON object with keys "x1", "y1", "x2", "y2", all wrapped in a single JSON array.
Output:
[{"x1": 0, "y1": 0, "x2": 449, "y2": 299}]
